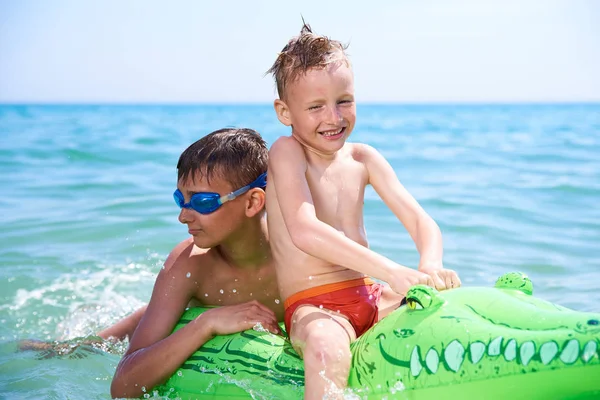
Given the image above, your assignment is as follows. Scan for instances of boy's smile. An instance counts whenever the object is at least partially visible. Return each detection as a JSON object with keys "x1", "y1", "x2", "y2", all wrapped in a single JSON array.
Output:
[{"x1": 318, "y1": 126, "x2": 346, "y2": 140}]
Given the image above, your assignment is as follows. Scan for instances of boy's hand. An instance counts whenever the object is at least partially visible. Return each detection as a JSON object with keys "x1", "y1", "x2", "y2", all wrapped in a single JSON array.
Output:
[
  {"x1": 420, "y1": 267, "x2": 461, "y2": 291},
  {"x1": 389, "y1": 268, "x2": 436, "y2": 297},
  {"x1": 199, "y1": 300, "x2": 282, "y2": 336}
]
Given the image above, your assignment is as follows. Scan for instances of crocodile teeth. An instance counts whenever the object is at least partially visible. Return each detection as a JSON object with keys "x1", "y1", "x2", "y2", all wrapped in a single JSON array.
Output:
[
  {"x1": 425, "y1": 348, "x2": 439, "y2": 374},
  {"x1": 520, "y1": 341, "x2": 535, "y2": 366},
  {"x1": 540, "y1": 341, "x2": 559, "y2": 365},
  {"x1": 581, "y1": 341, "x2": 597, "y2": 363},
  {"x1": 488, "y1": 336, "x2": 503, "y2": 356},
  {"x1": 559, "y1": 339, "x2": 579, "y2": 364},
  {"x1": 444, "y1": 340, "x2": 465, "y2": 372},
  {"x1": 504, "y1": 339, "x2": 517, "y2": 361},
  {"x1": 410, "y1": 346, "x2": 422, "y2": 377},
  {"x1": 469, "y1": 342, "x2": 486, "y2": 364}
]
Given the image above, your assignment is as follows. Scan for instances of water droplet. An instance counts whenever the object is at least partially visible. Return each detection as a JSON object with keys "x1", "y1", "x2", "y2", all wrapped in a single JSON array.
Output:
[
  {"x1": 219, "y1": 289, "x2": 224, "y2": 294},
  {"x1": 275, "y1": 299, "x2": 280, "y2": 304},
  {"x1": 204, "y1": 293, "x2": 208, "y2": 297},
  {"x1": 142, "y1": 386, "x2": 146, "y2": 392},
  {"x1": 177, "y1": 370, "x2": 183, "y2": 377},
  {"x1": 232, "y1": 289, "x2": 237, "y2": 293},
  {"x1": 253, "y1": 322, "x2": 266, "y2": 332},
  {"x1": 250, "y1": 292, "x2": 253, "y2": 296},
  {"x1": 319, "y1": 305, "x2": 323, "y2": 309},
  {"x1": 186, "y1": 272, "x2": 191, "y2": 278},
  {"x1": 390, "y1": 380, "x2": 405, "y2": 394}
]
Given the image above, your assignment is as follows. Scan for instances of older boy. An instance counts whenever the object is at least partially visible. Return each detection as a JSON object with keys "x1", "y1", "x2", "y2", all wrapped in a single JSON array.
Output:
[
  {"x1": 110, "y1": 128, "x2": 282, "y2": 398},
  {"x1": 265, "y1": 24, "x2": 461, "y2": 399}
]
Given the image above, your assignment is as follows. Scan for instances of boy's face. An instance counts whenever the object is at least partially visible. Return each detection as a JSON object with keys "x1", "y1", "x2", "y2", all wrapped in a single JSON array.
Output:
[
  {"x1": 176, "y1": 172, "x2": 249, "y2": 249},
  {"x1": 278, "y1": 62, "x2": 356, "y2": 155}
]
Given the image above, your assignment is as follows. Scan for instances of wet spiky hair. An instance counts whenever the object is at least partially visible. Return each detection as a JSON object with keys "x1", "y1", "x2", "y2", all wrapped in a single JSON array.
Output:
[{"x1": 266, "y1": 21, "x2": 350, "y2": 99}]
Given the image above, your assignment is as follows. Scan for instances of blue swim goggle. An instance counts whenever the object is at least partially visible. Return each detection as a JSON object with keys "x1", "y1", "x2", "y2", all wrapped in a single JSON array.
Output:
[{"x1": 173, "y1": 172, "x2": 267, "y2": 215}]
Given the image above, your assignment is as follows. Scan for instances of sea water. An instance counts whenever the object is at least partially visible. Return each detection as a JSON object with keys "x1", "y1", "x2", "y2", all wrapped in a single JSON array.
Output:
[{"x1": 1, "y1": 103, "x2": 599, "y2": 399}]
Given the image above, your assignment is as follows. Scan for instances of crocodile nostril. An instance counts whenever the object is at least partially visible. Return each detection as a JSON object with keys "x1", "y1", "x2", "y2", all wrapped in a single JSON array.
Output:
[{"x1": 587, "y1": 319, "x2": 599, "y2": 326}]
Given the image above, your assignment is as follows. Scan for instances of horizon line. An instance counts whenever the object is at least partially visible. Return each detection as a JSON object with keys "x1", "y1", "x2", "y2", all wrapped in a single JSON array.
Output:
[{"x1": 1, "y1": 100, "x2": 599, "y2": 107}]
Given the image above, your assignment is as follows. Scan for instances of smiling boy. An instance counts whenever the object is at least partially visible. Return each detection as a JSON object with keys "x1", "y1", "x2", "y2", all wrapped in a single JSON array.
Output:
[{"x1": 265, "y1": 24, "x2": 461, "y2": 399}]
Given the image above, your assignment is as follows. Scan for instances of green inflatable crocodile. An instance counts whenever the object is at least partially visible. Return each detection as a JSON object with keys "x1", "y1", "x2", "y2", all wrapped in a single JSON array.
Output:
[{"x1": 153, "y1": 272, "x2": 600, "y2": 399}]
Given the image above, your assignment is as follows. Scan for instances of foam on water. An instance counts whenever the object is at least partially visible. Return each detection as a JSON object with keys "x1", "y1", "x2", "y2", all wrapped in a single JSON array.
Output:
[{"x1": 2, "y1": 258, "x2": 159, "y2": 342}]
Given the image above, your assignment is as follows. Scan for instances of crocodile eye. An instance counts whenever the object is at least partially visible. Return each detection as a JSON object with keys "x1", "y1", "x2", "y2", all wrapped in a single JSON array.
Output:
[
  {"x1": 404, "y1": 285, "x2": 442, "y2": 310},
  {"x1": 407, "y1": 298, "x2": 423, "y2": 310}
]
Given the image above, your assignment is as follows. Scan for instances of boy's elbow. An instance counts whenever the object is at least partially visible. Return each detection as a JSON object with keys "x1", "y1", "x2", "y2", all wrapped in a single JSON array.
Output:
[
  {"x1": 417, "y1": 211, "x2": 439, "y2": 231},
  {"x1": 288, "y1": 224, "x2": 304, "y2": 247},
  {"x1": 110, "y1": 376, "x2": 136, "y2": 399},
  {"x1": 110, "y1": 361, "x2": 134, "y2": 398},
  {"x1": 288, "y1": 222, "x2": 319, "y2": 255},
  {"x1": 110, "y1": 377, "x2": 122, "y2": 399}
]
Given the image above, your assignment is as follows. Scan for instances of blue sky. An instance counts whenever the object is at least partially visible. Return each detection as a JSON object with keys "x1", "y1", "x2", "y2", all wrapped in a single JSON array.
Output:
[{"x1": 1, "y1": 0, "x2": 598, "y2": 103}]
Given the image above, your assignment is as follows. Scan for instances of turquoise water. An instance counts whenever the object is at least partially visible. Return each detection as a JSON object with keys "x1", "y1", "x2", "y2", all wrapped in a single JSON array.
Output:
[{"x1": 0, "y1": 104, "x2": 599, "y2": 398}]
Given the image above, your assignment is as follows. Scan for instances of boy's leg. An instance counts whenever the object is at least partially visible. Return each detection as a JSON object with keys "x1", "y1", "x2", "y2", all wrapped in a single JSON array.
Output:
[
  {"x1": 377, "y1": 283, "x2": 405, "y2": 321},
  {"x1": 289, "y1": 305, "x2": 355, "y2": 400},
  {"x1": 97, "y1": 305, "x2": 147, "y2": 340}
]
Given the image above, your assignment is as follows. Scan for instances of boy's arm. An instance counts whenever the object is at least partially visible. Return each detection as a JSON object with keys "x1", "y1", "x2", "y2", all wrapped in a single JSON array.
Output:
[
  {"x1": 110, "y1": 244, "x2": 208, "y2": 398},
  {"x1": 360, "y1": 144, "x2": 460, "y2": 289},
  {"x1": 97, "y1": 305, "x2": 147, "y2": 341},
  {"x1": 110, "y1": 244, "x2": 279, "y2": 398},
  {"x1": 269, "y1": 137, "x2": 433, "y2": 294}
]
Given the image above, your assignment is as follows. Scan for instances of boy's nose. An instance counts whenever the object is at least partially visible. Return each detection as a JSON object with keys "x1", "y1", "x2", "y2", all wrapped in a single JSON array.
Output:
[
  {"x1": 178, "y1": 207, "x2": 194, "y2": 224},
  {"x1": 325, "y1": 106, "x2": 343, "y2": 125}
]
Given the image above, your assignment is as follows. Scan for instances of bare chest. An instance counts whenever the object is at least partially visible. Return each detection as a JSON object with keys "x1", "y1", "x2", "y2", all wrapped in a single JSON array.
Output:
[
  {"x1": 306, "y1": 159, "x2": 367, "y2": 228},
  {"x1": 189, "y1": 265, "x2": 283, "y2": 317}
]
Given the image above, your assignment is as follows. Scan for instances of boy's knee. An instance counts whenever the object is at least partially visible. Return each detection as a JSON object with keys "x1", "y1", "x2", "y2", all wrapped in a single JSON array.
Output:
[{"x1": 302, "y1": 329, "x2": 352, "y2": 367}]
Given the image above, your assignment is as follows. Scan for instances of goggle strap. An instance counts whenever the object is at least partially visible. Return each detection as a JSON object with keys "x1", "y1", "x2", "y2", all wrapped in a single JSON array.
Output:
[{"x1": 218, "y1": 172, "x2": 267, "y2": 205}]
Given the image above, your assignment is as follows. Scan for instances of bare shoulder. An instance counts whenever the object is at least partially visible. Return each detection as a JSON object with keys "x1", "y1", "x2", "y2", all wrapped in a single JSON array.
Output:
[
  {"x1": 269, "y1": 136, "x2": 306, "y2": 158},
  {"x1": 349, "y1": 142, "x2": 379, "y2": 162},
  {"x1": 268, "y1": 136, "x2": 308, "y2": 178},
  {"x1": 162, "y1": 237, "x2": 215, "y2": 277}
]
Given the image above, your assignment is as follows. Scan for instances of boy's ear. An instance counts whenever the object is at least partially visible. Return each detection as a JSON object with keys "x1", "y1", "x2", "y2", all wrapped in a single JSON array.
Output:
[
  {"x1": 274, "y1": 99, "x2": 292, "y2": 126},
  {"x1": 246, "y1": 188, "x2": 266, "y2": 217}
]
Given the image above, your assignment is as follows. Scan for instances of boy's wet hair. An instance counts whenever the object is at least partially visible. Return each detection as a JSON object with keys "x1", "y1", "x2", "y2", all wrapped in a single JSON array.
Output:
[
  {"x1": 177, "y1": 128, "x2": 268, "y2": 189},
  {"x1": 266, "y1": 21, "x2": 350, "y2": 99}
]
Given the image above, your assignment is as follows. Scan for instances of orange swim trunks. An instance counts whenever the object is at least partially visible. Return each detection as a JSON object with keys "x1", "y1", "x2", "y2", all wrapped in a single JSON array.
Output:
[{"x1": 283, "y1": 277, "x2": 384, "y2": 338}]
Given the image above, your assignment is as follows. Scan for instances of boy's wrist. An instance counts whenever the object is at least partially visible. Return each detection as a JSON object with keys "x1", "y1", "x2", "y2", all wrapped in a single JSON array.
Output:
[
  {"x1": 192, "y1": 313, "x2": 216, "y2": 340},
  {"x1": 418, "y1": 261, "x2": 443, "y2": 272},
  {"x1": 382, "y1": 260, "x2": 409, "y2": 283}
]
